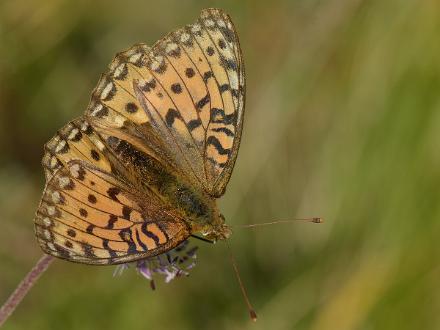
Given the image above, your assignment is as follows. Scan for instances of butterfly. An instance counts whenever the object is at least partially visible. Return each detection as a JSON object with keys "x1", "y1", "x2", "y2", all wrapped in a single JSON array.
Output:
[{"x1": 33, "y1": 8, "x2": 245, "y2": 266}]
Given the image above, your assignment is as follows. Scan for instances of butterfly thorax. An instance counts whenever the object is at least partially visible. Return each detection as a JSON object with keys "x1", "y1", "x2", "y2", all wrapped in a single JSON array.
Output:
[
  {"x1": 170, "y1": 182, "x2": 231, "y2": 242},
  {"x1": 108, "y1": 135, "x2": 230, "y2": 240}
]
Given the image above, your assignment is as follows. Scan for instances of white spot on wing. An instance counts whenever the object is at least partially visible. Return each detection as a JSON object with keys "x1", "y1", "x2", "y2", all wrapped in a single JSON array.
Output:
[
  {"x1": 152, "y1": 55, "x2": 165, "y2": 71},
  {"x1": 166, "y1": 43, "x2": 178, "y2": 53},
  {"x1": 113, "y1": 63, "x2": 126, "y2": 78},
  {"x1": 52, "y1": 191, "x2": 61, "y2": 204},
  {"x1": 81, "y1": 121, "x2": 90, "y2": 132},
  {"x1": 44, "y1": 230, "x2": 51, "y2": 240},
  {"x1": 180, "y1": 33, "x2": 191, "y2": 43},
  {"x1": 100, "y1": 82, "x2": 114, "y2": 100},
  {"x1": 58, "y1": 177, "x2": 71, "y2": 189},
  {"x1": 47, "y1": 205, "x2": 56, "y2": 216},
  {"x1": 94, "y1": 140, "x2": 105, "y2": 151},
  {"x1": 191, "y1": 24, "x2": 201, "y2": 33},
  {"x1": 50, "y1": 156, "x2": 58, "y2": 168},
  {"x1": 68, "y1": 128, "x2": 79, "y2": 140},
  {"x1": 205, "y1": 19, "x2": 214, "y2": 27},
  {"x1": 114, "y1": 115, "x2": 126, "y2": 127},
  {"x1": 70, "y1": 164, "x2": 81, "y2": 178},
  {"x1": 91, "y1": 104, "x2": 103, "y2": 117},
  {"x1": 55, "y1": 140, "x2": 66, "y2": 153},
  {"x1": 229, "y1": 74, "x2": 239, "y2": 90},
  {"x1": 129, "y1": 53, "x2": 142, "y2": 64},
  {"x1": 43, "y1": 217, "x2": 52, "y2": 227}
]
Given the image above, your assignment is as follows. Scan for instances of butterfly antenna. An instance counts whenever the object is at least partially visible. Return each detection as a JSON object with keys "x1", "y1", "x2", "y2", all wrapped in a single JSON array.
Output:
[
  {"x1": 226, "y1": 241, "x2": 257, "y2": 322},
  {"x1": 232, "y1": 217, "x2": 323, "y2": 228}
]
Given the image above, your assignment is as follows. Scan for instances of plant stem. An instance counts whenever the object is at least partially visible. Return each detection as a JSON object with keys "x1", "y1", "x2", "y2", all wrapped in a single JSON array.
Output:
[{"x1": 0, "y1": 254, "x2": 53, "y2": 327}]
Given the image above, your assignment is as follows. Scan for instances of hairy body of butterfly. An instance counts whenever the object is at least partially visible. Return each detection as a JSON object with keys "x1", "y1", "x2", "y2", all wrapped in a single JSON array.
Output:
[{"x1": 34, "y1": 8, "x2": 244, "y2": 265}]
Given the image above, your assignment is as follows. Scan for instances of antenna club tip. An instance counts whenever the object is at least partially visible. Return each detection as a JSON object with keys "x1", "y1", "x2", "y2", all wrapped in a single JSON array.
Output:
[
  {"x1": 249, "y1": 310, "x2": 257, "y2": 321},
  {"x1": 313, "y1": 217, "x2": 324, "y2": 223}
]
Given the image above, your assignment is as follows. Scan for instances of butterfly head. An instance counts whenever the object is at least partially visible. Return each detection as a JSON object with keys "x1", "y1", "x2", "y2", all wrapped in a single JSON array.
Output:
[{"x1": 202, "y1": 214, "x2": 232, "y2": 242}]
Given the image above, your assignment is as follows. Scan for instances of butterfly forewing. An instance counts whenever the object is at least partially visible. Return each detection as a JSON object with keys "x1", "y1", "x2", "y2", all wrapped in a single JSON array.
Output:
[
  {"x1": 86, "y1": 43, "x2": 151, "y2": 130},
  {"x1": 134, "y1": 8, "x2": 245, "y2": 196}
]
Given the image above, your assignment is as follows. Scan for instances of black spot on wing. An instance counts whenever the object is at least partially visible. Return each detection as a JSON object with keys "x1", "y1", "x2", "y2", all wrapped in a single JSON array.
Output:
[
  {"x1": 165, "y1": 108, "x2": 182, "y2": 127},
  {"x1": 83, "y1": 244, "x2": 96, "y2": 258},
  {"x1": 90, "y1": 149, "x2": 100, "y2": 161},
  {"x1": 106, "y1": 214, "x2": 118, "y2": 229},
  {"x1": 107, "y1": 187, "x2": 120, "y2": 201},
  {"x1": 207, "y1": 136, "x2": 231, "y2": 155},
  {"x1": 219, "y1": 27, "x2": 235, "y2": 43},
  {"x1": 122, "y1": 206, "x2": 132, "y2": 220},
  {"x1": 103, "y1": 239, "x2": 117, "y2": 257},
  {"x1": 171, "y1": 83, "x2": 182, "y2": 94},
  {"x1": 80, "y1": 122, "x2": 94, "y2": 135},
  {"x1": 167, "y1": 47, "x2": 181, "y2": 58},
  {"x1": 135, "y1": 229, "x2": 148, "y2": 251},
  {"x1": 86, "y1": 224, "x2": 95, "y2": 234},
  {"x1": 79, "y1": 208, "x2": 88, "y2": 218},
  {"x1": 207, "y1": 157, "x2": 227, "y2": 168},
  {"x1": 140, "y1": 79, "x2": 156, "y2": 92},
  {"x1": 185, "y1": 67, "x2": 195, "y2": 78},
  {"x1": 218, "y1": 39, "x2": 226, "y2": 49},
  {"x1": 187, "y1": 119, "x2": 202, "y2": 131},
  {"x1": 206, "y1": 46, "x2": 215, "y2": 56},
  {"x1": 203, "y1": 71, "x2": 213, "y2": 82},
  {"x1": 141, "y1": 223, "x2": 160, "y2": 245},
  {"x1": 219, "y1": 84, "x2": 229, "y2": 93},
  {"x1": 120, "y1": 229, "x2": 137, "y2": 253},
  {"x1": 67, "y1": 229, "x2": 76, "y2": 238},
  {"x1": 125, "y1": 102, "x2": 138, "y2": 113},
  {"x1": 219, "y1": 55, "x2": 237, "y2": 71},
  {"x1": 212, "y1": 127, "x2": 234, "y2": 137},
  {"x1": 75, "y1": 167, "x2": 86, "y2": 181},
  {"x1": 196, "y1": 94, "x2": 210, "y2": 110},
  {"x1": 210, "y1": 108, "x2": 236, "y2": 125},
  {"x1": 88, "y1": 194, "x2": 97, "y2": 204}
]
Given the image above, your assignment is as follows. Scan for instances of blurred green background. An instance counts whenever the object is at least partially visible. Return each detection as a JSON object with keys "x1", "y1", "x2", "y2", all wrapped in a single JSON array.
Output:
[{"x1": 1, "y1": 0, "x2": 439, "y2": 329}]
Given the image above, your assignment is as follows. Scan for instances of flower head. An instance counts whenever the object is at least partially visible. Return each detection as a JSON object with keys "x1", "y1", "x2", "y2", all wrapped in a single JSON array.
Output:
[{"x1": 113, "y1": 240, "x2": 198, "y2": 289}]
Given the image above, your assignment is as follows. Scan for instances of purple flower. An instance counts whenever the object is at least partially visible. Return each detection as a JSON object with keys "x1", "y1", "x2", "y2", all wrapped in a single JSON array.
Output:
[{"x1": 113, "y1": 240, "x2": 198, "y2": 290}]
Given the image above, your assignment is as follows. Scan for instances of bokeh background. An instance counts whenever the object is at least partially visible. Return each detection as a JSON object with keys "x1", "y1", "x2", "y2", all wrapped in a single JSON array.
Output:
[{"x1": 1, "y1": 0, "x2": 439, "y2": 329}]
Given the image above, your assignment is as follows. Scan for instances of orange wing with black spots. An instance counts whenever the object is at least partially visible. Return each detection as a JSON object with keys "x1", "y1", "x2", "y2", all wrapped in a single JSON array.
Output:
[
  {"x1": 135, "y1": 8, "x2": 245, "y2": 197},
  {"x1": 35, "y1": 160, "x2": 190, "y2": 265},
  {"x1": 85, "y1": 8, "x2": 245, "y2": 197}
]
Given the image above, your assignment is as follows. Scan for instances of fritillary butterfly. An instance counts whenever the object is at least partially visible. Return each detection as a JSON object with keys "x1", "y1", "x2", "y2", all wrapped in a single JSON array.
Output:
[{"x1": 34, "y1": 8, "x2": 245, "y2": 266}]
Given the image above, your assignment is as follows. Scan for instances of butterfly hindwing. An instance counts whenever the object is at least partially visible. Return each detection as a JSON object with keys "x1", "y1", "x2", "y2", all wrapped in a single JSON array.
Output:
[{"x1": 35, "y1": 160, "x2": 191, "y2": 265}]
